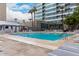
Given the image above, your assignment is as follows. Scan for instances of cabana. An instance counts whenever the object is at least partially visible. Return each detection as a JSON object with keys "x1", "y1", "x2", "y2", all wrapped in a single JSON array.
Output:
[{"x1": 0, "y1": 21, "x2": 25, "y2": 33}]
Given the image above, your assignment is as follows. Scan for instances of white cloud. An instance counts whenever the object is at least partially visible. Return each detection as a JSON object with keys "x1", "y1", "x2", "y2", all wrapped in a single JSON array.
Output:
[
  {"x1": 7, "y1": 3, "x2": 31, "y2": 13},
  {"x1": 19, "y1": 4, "x2": 31, "y2": 10},
  {"x1": 6, "y1": 7, "x2": 31, "y2": 22}
]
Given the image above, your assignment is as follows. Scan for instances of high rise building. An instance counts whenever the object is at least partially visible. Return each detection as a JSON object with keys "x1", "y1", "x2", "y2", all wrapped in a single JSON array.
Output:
[
  {"x1": 0, "y1": 3, "x2": 6, "y2": 21},
  {"x1": 35, "y1": 3, "x2": 77, "y2": 30}
]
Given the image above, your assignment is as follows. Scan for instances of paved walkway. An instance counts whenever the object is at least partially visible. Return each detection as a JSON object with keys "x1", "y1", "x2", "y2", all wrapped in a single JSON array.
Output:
[
  {"x1": 48, "y1": 42, "x2": 79, "y2": 56},
  {"x1": 0, "y1": 37, "x2": 51, "y2": 56}
]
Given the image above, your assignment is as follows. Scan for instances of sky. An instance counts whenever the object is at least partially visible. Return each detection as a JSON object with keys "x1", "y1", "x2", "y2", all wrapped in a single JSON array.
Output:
[{"x1": 6, "y1": 3, "x2": 34, "y2": 22}]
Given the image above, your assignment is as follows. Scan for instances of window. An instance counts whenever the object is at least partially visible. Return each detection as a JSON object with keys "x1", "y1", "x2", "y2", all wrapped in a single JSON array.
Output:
[{"x1": 45, "y1": 8, "x2": 56, "y2": 12}]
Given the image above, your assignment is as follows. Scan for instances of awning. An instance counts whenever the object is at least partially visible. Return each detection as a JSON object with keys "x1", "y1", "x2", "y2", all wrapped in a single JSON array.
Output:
[{"x1": 0, "y1": 21, "x2": 21, "y2": 26}]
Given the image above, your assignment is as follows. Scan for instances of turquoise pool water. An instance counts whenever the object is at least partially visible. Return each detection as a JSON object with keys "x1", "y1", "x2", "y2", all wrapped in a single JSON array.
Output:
[{"x1": 14, "y1": 33, "x2": 73, "y2": 41}]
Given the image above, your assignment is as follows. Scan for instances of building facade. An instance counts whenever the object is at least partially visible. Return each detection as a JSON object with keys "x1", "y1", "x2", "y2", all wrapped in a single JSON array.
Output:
[
  {"x1": 0, "y1": 3, "x2": 6, "y2": 21},
  {"x1": 0, "y1": 3, "x2": 28, "y2": 33},
  {"x1": 35, "y1": 3, "x2": 77, "y2": 30}
]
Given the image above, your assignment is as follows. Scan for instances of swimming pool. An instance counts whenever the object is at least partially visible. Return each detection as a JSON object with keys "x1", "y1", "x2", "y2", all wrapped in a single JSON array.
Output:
[{"x1": 14, "y1": 33, "x2": 73, "y2": 41}]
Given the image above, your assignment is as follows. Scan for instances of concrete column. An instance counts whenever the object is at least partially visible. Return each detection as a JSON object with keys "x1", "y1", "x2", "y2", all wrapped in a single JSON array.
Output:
[
  {"x1": 19, "y1": 26, "x2": 21, "y2": 32},
  {"x1": 15, "y1": 26, "x2": 19, "y2": 32},
  {"x1": 13, "y1": 26, "x2": 16, "y2": 32},
  {"x1": 10, "y1": 26, "x2": 13, "y2": 32},
  {"x1": 15, "y1": 26, "x2": 17, "y2": 32},
  {"x1": 2, "y1": 25, "x2": 4, "y2": 32},
  {"x1": 16, "y1": 26, "x2": 19, "y2": 32}
]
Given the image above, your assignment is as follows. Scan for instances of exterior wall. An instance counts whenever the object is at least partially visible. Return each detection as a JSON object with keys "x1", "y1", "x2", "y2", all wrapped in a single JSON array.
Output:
[
  {"x1": 0, "y1": 3, "x2": 6, "y2": 21},
  {"x1": 35, "y1": 3, "x2": 77, "y2": 22},
  {"x1": 35, "y1": 4, "x2": 43, "y2": 20},
  {"x1": 35, "y1": 3, "x2": 77, "y2": 30}
]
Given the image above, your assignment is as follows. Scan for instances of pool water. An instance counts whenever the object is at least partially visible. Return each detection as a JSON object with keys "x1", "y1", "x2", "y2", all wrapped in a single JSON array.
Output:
[{"x1": 14, "y1": 33, "x2": 73, "y2": 41}]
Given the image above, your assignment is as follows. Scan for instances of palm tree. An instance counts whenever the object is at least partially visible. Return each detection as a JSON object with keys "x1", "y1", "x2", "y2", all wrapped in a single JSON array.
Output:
[
  {"x1": 31, "y1": 7, "x2": 37, "y2": 29},
  {"x1": 28, "y1": 9, "x2": 33, "y2": 29},
  {"x1": 28, "y1": 7, "x2": 37, "y2": 30}
]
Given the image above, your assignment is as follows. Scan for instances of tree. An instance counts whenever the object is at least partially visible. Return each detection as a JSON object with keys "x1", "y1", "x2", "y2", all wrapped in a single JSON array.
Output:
[
  {"x1": 64, "y1": 6, "x2": 79, "y2": 31},
  {"x1": 28, "y1": 7, "x2": 37, "y2": 30},
  {"x1": 31, "y1": 7, "x2": 37, "y2": 28},
  {"x1": 28, "y1": 9, "x2": 33, "y2": 28},
  {"x1": 64, "y1": 15, "x2": 77, "y2": 31},
  {"x1": 73, "y1": 6, "x2": 79, "y2": 24}
]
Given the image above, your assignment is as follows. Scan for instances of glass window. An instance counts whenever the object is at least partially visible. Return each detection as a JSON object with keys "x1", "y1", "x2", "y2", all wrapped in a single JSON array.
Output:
[
  {"x1": 45, "y1": 8, "x2": 56, "y2": 13},
  {"x1": 35, "y1": 15, "x2": 42, "y2": 17},
  {"x1": 45, "y1": 12, "x2": 56, "y2": 16},
  {"x1": 45, "y1": 16, "x2": 57, "y2": 20},
  {"x1": 45, "y1": 4, "x2": 56, "y2": 8}
]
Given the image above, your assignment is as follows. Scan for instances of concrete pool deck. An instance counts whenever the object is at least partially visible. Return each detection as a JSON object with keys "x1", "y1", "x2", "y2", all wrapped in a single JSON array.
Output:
[
  {"x1": 0, "y1": 33, "x2": 75, "y2": 50},
  {"x1": 0, "y1": 32, "x2": 78, "y2": 56},
  {"x1": 0, "y1": 37, "x2": 51, "y2": 56}
]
